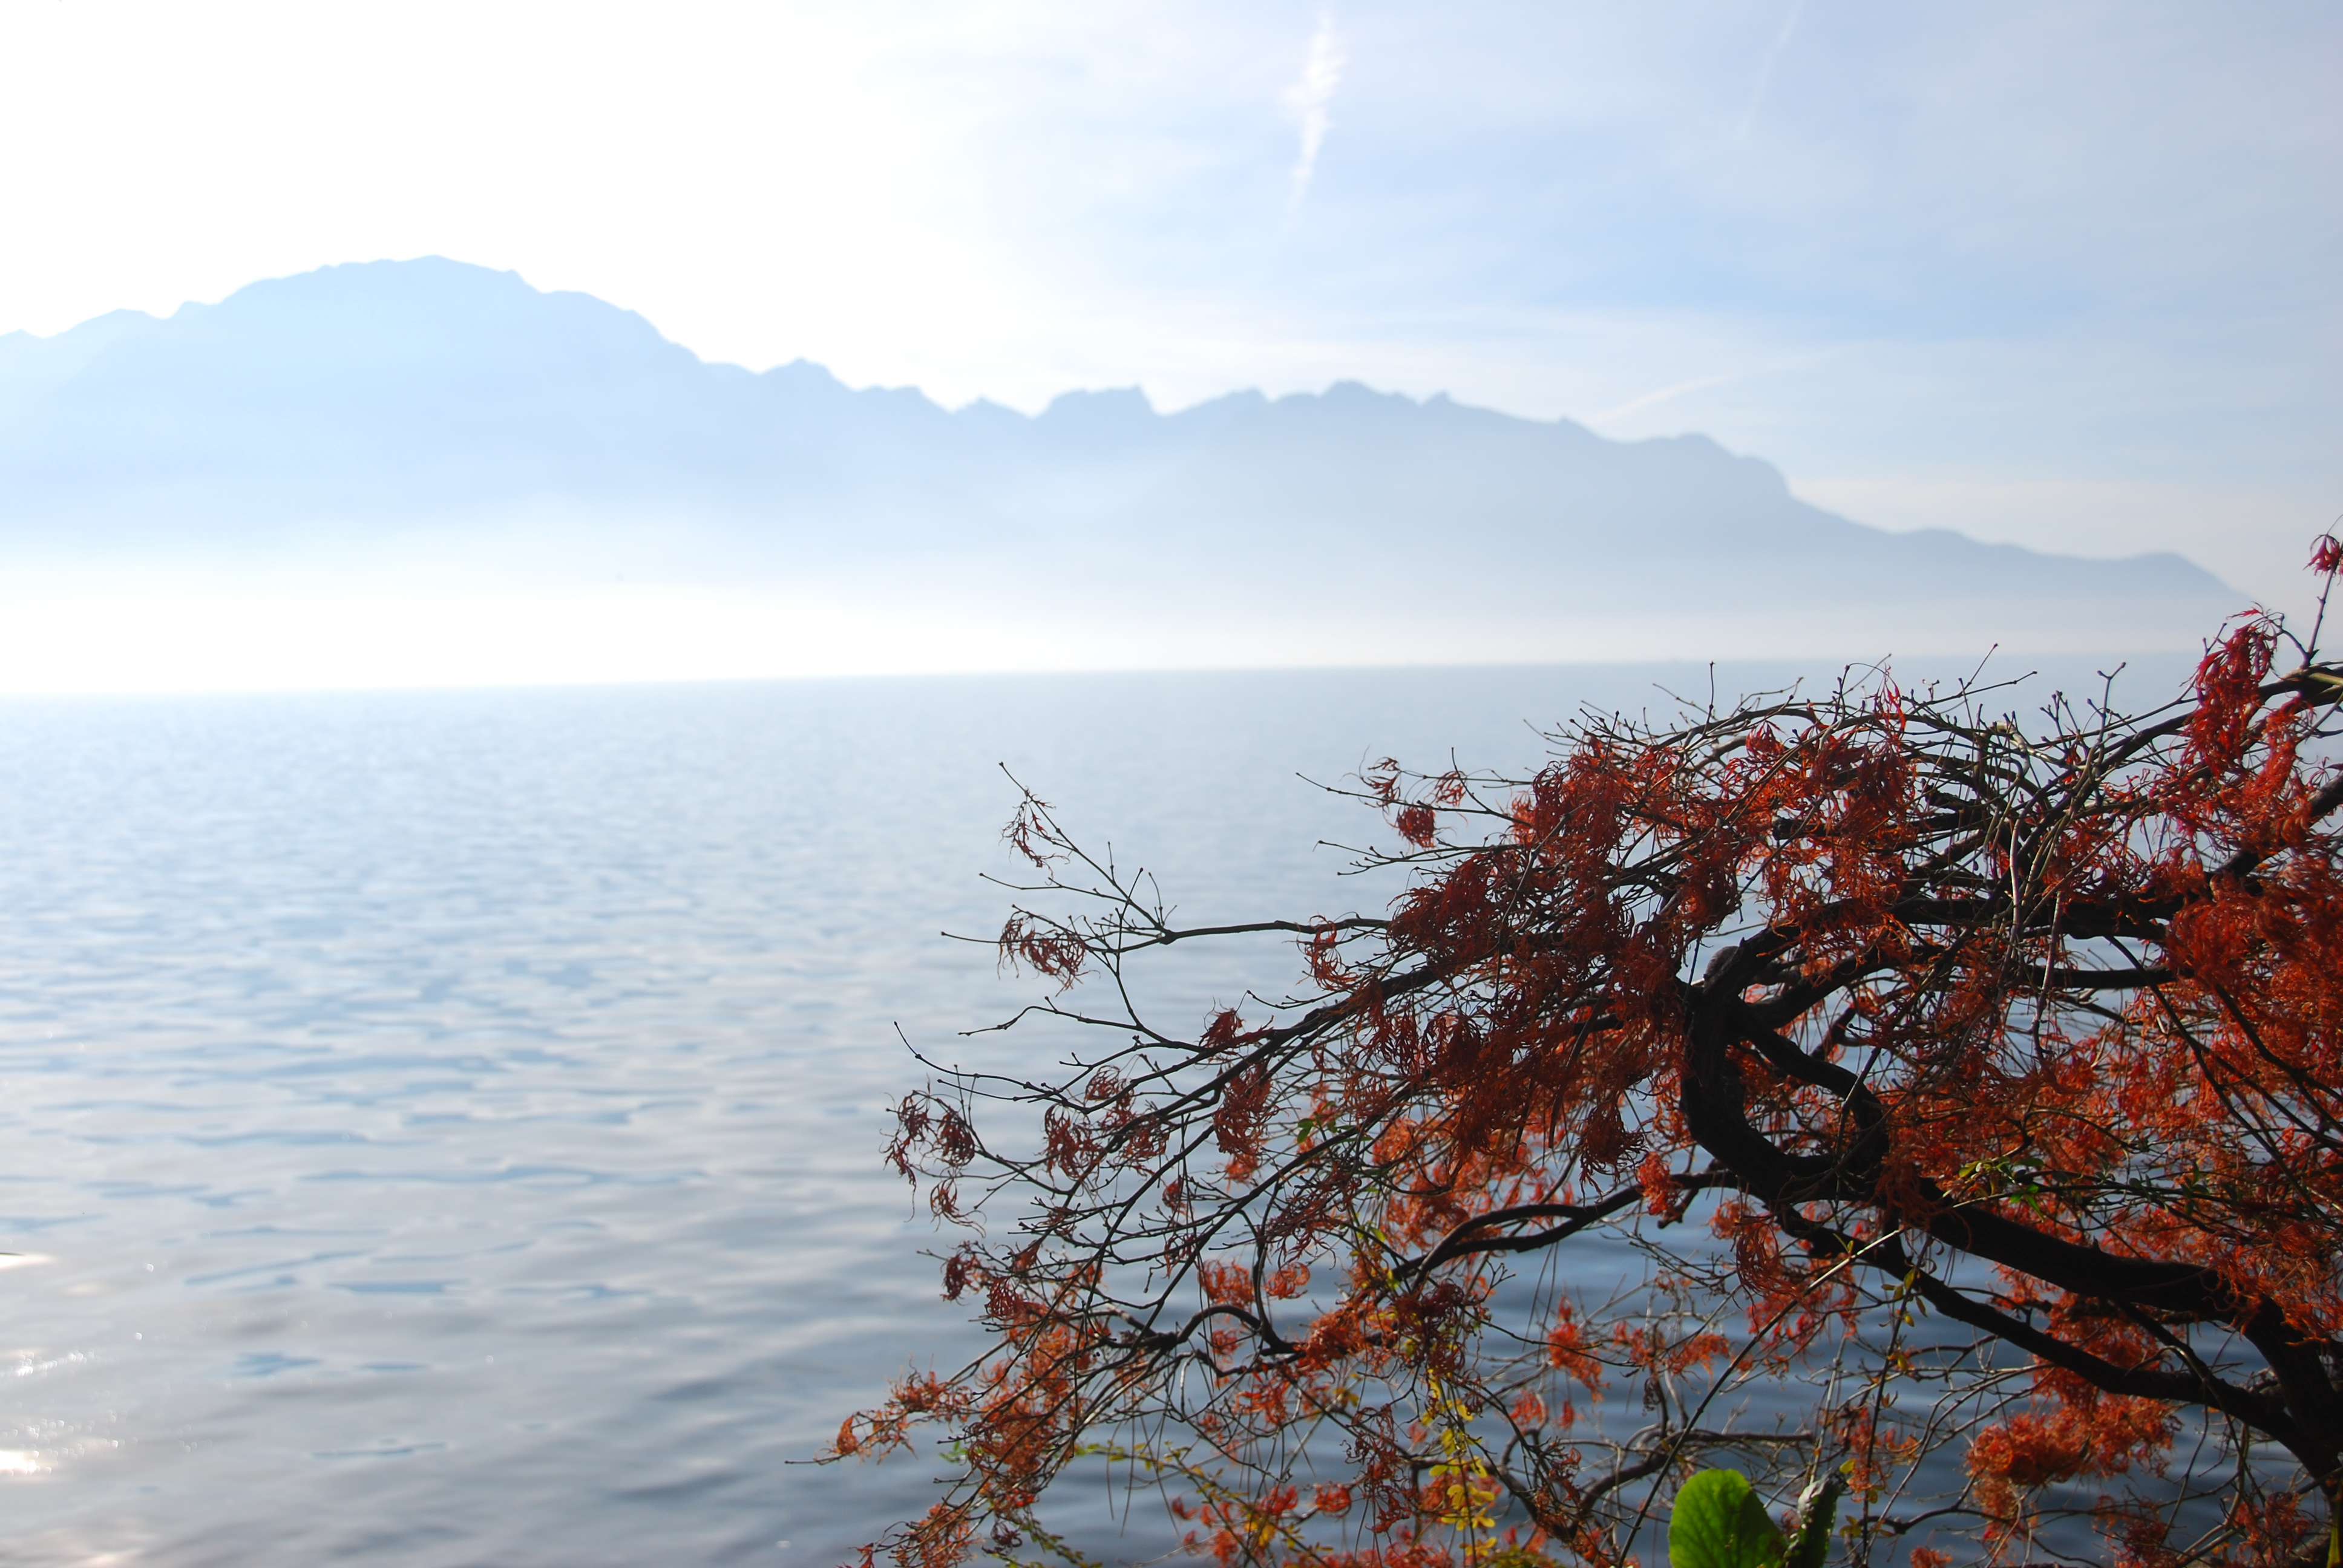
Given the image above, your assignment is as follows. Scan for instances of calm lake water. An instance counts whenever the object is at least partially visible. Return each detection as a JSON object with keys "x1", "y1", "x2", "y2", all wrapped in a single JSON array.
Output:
[{"x1": 0, "y1": 656, "x2": 2189, "y2": 1565}]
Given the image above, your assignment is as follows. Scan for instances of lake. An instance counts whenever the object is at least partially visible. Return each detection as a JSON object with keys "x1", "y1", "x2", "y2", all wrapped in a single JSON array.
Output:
[{"x1": 0, "y1": 654, "x2": 2190, "y2": 1565}]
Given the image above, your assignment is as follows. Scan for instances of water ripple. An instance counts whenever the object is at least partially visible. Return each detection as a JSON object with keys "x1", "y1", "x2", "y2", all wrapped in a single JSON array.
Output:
[{"x1": 0, "y1": 661, "x2": 2187, "y2": 1564}]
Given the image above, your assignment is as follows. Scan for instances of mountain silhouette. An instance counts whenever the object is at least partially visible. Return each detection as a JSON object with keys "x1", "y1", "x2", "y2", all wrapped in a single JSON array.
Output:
[{"x1": 0, "y1": 257, "x2": 2235, "y2": 661}]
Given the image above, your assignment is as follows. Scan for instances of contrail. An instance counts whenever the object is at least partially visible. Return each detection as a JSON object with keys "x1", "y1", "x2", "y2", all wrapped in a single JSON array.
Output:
[
  {"x1": 1285, "y1": 10, "x2": 1343, "y2": 214},
  {"x1": 1738, "y1": 0, "x2": 1806, "y2": 137}
]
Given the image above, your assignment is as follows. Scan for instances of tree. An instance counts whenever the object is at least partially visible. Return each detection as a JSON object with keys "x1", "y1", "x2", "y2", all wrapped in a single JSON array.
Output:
[{"x1": 837, "y1": 540, "x2": 2343, "y2": 1568}]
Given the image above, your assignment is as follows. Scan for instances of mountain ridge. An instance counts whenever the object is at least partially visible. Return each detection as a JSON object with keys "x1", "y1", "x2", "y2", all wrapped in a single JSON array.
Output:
[{"x1": 0, "y1": 256, "x2": 2233, "y2": 663}]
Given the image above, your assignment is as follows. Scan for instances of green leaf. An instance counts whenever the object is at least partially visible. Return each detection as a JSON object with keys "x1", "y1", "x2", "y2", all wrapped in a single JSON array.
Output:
[
  {"x1": 1784, "y1": 1472, "x2": 1844, "y2": 1568},
  {"x1": 1670, "y1": 1469, "x2": 1788, "y2": 1568}
]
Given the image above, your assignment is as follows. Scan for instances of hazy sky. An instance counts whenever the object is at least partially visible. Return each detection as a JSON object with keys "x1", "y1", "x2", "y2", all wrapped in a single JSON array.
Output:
[{"x1": 1, "y1": 1, "x2": 2336, "y2": 604}]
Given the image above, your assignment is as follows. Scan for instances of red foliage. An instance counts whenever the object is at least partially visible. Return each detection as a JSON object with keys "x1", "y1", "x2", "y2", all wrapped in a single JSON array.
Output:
[{"x1": 836, "y1": 552, "x2": 2343, "y2": 1567}]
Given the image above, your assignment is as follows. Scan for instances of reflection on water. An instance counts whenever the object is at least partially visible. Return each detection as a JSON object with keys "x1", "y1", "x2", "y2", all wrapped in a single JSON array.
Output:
[{"x1": 0, "y1": 656, "x2": 2188, "y2": 1564}]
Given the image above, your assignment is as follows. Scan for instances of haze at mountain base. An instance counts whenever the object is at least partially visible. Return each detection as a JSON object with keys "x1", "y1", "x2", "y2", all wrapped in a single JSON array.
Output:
[{"x1": 0, "y1": 258, "x2": 2235, "y2": 690}]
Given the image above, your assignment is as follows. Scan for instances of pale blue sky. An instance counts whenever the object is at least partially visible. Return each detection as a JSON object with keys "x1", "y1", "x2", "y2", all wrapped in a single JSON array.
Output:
[{"x1": 0, "y1": 1, "x2": 2335, "y2": 604}]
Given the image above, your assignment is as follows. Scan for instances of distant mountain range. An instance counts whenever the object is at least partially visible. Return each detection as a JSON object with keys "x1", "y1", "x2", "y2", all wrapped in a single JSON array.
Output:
[{"x1": 0, "y1": 258, "x2": 2236, "y2": 665}]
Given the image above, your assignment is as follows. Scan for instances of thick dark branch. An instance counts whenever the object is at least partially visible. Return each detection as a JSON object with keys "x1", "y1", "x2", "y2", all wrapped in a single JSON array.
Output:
[
  {"x1": 1123, "y1": 1301, "x2": 1294, "y2": 1359},
  {"x1": 1875, "y1": 1240, "x2": 2317, "y2": 1459},
  {"x1": 2309, "y1": 771, "x2": 2343, "y2": 827},
  {"x1": 1683, "y1": 971, "x2": 2264, "y2": 1326},
  {"x1": 1398, "y1": 1187, "x2": 1646, "y2": 1281},
  {"x1": 1133, "y1": 916, "x2": 1391, "y2": 949},
  {"x1": 1893, "y1": 893, "x2": 2172, "y2": 942},
  {"x1": 1914, "y1": 1199, "x2": 2235, "y2": 1322},
  {"x1": 2013, "y1": 964, "x2": 2174, "y2": 991},
  {"x1": 2204, "y1": 769, "x2": 2343, "y2": 887}
]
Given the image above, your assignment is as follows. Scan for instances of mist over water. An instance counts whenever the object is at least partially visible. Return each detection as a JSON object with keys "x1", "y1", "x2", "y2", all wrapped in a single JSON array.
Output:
[{"x1": 0, "y1": 655, "x2": 2193, "y2": 1564}]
